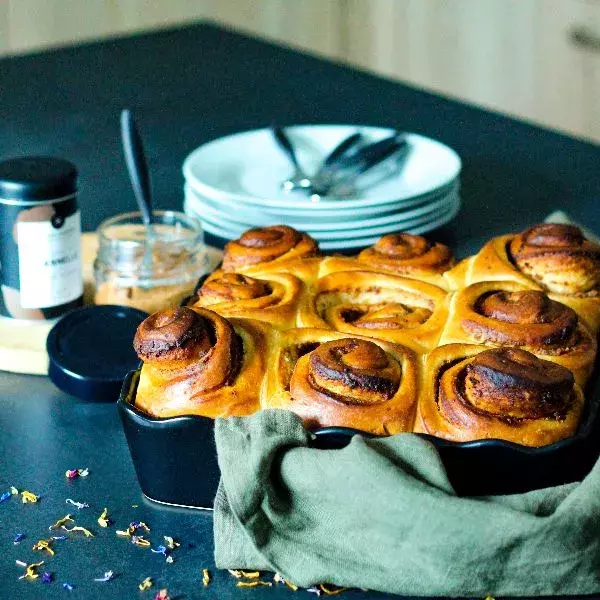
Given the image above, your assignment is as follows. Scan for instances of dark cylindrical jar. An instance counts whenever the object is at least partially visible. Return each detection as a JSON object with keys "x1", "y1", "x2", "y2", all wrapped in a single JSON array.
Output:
[{"x1": 0, "y1": 157, "x2": 83, "y2": 320}]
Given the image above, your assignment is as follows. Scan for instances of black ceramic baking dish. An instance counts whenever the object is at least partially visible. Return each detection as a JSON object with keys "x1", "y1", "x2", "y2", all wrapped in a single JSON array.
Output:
[{"x1": 118, "y1": 366, "x2": 600, "y2": 509}]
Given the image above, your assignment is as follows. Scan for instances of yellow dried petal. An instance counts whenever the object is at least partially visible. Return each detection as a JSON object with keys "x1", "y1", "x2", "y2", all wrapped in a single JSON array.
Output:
[
  {"x1": 131, "y1": 536, "x2": 151, "y2": 547},
  {"x1": 98, "y1": 508, "x2": 110, "y2": 528},
  {"x1": 32, "y1": 539, "x2": 55, "y2": 556},
  {"x1": 236, "y1": 581, "x2": 272, "y2": 588},
  {"x1": 18, "y1": 561, "x2": 44, "y2": 580},
  {"x1": 319, "y1": 584, "x2": 348, "y2": 596},
  {"x1": 49, "y1": 515, "x2": 74, "y2": 530},
  {"x1": 138, "y1": 576, "x2": 153, "y2": 591},
  {"x1": 21, "y1": 491, "x2": 38, "y2": 503},
  {"x1": 202, "y1": 569, "x2": 211, "y2": 586}
]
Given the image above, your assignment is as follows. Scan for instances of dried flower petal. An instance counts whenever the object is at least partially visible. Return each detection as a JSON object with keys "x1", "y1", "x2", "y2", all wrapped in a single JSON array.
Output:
[
  {"x1": 94, "y1": 570, "x2": 114, "y2": 582},
  {"x1": 33, "y1": 538, "x2": 55, "y2": 556},
  {"x1": 18, "y1": 561, "x2": 44, "y2": 580},
  {"x1": 41, "y1": 572, "x2": 53, "y2": 584},
  {"x1": 163, "y1": 536, "x2": 179, "y2": 550},
  {"x1": 65, "y1": 498, "x2": 88, "y2": 510},
  {"x1": 49, "y1": 515, "x2": 74, "y2": 530},
  {"x1": 274, "y1": 573, "x2": 299, "y2": 591},
  {"x1": 131, "y1": 535, "x2": 151, "y2": 547},
  {"x1": 236, "y1": 581, "x2": 272, "y2": 588},
  {"x1": 319, "y1": 584, "x2": 348, "y2": 595},
  {"x1": 63, "y1": 582, "x2": 74, "y2": 591},
  {"x1": 65, "y1": 470, "x2": 79, "y2": 479},
  {"x1": 0, "y1": 491, "x2": 11, "y2": 503},
  {"x1": 165, "y1": 556, "x2": 174, "y2": 564},
  {"x1": 151, "y1": 545, "x2": 167, "y2": 556},
  {"x1": 139, "y1": 577, "x2": 153, "y2": 591},
  {"x1": 154, "y1": 589, "x2": 169, "y2": 600},
  {"x1": 228, "y1": 569, "x2": 262, "y2": 579},
  {"x1": 13, "y1": 533, "x2": 25, "y2": 544},
  {"x1": 63, "y1": 525, "x2": 94, "y2": 537},
  {"x1": 21, "y1": 491, "x2": 38, "y2": 503},
  {"x1": 97, "y1": 508, "x2": 110, "y2": 528},
  {"x1": 307, "y1": 587, "x2": 322, "y2": 596},
  {"x1": 202, "y1": 569, "x2": 211, "y2": 586},
  {"x1": 10, "y1": 486, "x2": 18, "y2": 495}
]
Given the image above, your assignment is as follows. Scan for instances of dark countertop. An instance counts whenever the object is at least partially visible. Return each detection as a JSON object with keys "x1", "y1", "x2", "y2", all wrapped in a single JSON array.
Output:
[{"x1": 0, "y1": 21, "x2": 599, "y2": 600}]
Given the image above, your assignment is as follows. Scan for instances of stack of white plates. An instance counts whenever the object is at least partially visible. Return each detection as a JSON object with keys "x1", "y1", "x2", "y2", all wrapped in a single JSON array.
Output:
[{"x1": 183, "y1": 125, "x2": 461, "y2": 251}]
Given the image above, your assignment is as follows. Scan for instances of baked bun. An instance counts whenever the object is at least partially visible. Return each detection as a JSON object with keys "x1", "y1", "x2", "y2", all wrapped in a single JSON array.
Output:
[
  {"x1": 189, "y1": 270, "x2": 304, "y2": 329},
  {"x1": 263, "y1": 328, "x2": 418, "y2": 435},
  {"x1": 438, "y1": 281, "x2": 596, "y2": 385},
  {"x1": 450, "y1": 224, "x2": 600, "y2": 333},
  {"x1": 297, "y1": 270, "x2": 449, "y2": 353},
  {"x1": 133, "y1": 307, "x2": 269, "y2": 419},
  {"x1": 319, "y1": 233, "x2": 454, "y2": 288},
  {"x1": 415, "y1": 345, "x2": 584, "y2": 447},
  {"x1": 221, "y1": 225, "x2": 321, "y2": 283}
]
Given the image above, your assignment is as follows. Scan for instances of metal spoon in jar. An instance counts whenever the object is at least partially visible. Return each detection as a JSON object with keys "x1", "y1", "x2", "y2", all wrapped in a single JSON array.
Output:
[{"x1": 120, "y1": 109, "x2": 154, "y2": 272}]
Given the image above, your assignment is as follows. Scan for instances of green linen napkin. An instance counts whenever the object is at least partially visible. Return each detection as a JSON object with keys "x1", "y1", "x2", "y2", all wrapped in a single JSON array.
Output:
[{"x1": 213, "y1": 410, "x2": 600, "y2": 597}]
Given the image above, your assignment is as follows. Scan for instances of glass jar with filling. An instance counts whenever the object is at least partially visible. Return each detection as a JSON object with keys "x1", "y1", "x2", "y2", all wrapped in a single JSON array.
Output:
[{"x1": 94, "y1": 211, "x2": 207, "y2": 314}]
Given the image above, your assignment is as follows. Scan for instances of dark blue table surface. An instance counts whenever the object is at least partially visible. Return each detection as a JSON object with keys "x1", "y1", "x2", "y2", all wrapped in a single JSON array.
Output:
[{"x1": 0, "y1": 21, "x2": 598, "y2": 600}]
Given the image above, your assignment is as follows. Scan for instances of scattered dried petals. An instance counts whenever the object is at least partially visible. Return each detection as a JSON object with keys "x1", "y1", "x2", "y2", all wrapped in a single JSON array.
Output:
[
  {"x1": 10, "y1": 486, "x2": 18, "y2": 495},
  {"x1": 236, "y1": 581, "x2": 272, "y2": 588},
  {"x1": 0, "y1": 491, "x2": 11, "y2": 503},
  {"x1": 49, "y1": 515, "x2": 74, "y2": 530},
  {"x1": 21, "y1": 491, "x2": 38, "y2": 503},
  {"x1": 97, "y1": 508, "x2": 111, "y2": 528},
  {"x1": 94, "y1": 570, "x2": 114, "y2": 582},
  {"x1": 202, "y1": 569, "x2": 211, "y2": 586},
  {"x1": 154, "y1": 589, "x2": 169, "y2": 600},
  {"x1": 18, "y1": 561, "x2": 44, "y2": 580},
  {"x1": 13, "y1": 533, "x2": 25, "y2": 544},
  {"x1": 65, "y1": 498, "x2": 88, "y2": 510},
  {"x1": 41, "y1": 572, "x2": 53, "y2": 584},
  {"x1": 139, "y1": 577, "x2": 153, "y2": 591},
  {"x1": 63, "y1": 582, "x2": 74, "y2": 591},
  {"x1": 32, "y1": 538, "x2": 55, "y2": 556}
]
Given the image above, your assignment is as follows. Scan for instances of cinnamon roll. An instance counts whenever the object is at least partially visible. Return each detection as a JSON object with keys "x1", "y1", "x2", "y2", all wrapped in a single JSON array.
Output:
[
  {"x1": 318, "y1": 233, "x2": 454, "y2": 288},
  {"x1": 438, "y1": 281, "x2": 596, "y2": 385},
  {"x1": 456, "y1": 224, "x2": 600, "y2": 333},
  {"x1": 133, "y1": 306, "x2": 269, "y2": 418},
  {"x1": 189, "y1": 270, "x2": 304, "y2": 329},
  {"x1": 221, "y1": 225, "x2": 321, "y2": 283},
  {"x1": 415, "y1": 345, "x2": 585, "y2": 447},
  {"x1": 297, "y1": 270, "x2": 449, "y2": 352},
  {"x1": 263, "y1": 328, "x2": 418, "y2": 435}
]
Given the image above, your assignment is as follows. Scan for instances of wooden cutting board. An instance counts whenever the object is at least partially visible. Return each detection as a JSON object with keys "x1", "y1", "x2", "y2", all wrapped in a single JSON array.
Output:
[{"x1": 0, "y1": 232, "x2": 223, "y2": 376}]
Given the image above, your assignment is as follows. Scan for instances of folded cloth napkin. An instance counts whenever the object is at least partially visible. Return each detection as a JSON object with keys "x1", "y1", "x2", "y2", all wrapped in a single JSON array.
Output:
[{"x1": 214, "y1": 410, "x2": 600, "y2": 597}]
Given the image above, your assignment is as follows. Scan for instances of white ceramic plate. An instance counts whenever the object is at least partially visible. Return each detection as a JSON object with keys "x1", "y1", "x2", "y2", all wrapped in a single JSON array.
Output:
[
  {"x1": 189, "y1": 194, "x2": 461, "y2": 250},
  {"x1": 184, "y1": 184, "x2": 457, "y2": 232},
  {"x1": 185, "y1": 177, "x2": 459, "y2": 221},
  {"x1": 183, "y1": 125, "x2": 461, "y2": 210}
]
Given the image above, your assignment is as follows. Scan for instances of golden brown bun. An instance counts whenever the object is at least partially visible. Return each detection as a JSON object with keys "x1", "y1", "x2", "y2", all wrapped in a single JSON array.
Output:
[
  {"x1": 319, "y1": 233, "x2": 454, "y2": 288},
  {"x1": 189, "y1": 270, "x2": 304, "y2": 329},
  {"x1": 133, "y1": 307, "x2": 269, "y2": 419},
  {"x1": 263, "y1": 328, "x2": 418, "y2": 435},
  {"x1": 297, "y1": 270, "x2": 449, "y2": 353},
  {"x1": 438, "y1": 281, "x2": 596, "y2": 386},
  {"x1": 459, "y1": 224, "x2": 600, "y2": 334},
  {"x1": 415, "y1": 345, "x2": 585, "y2": 447},
  {"x1": 221, "y1": 225, "x2": 321, "y2": 283}
]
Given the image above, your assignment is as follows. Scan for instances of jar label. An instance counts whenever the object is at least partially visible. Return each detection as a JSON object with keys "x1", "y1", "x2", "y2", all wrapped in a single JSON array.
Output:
[{"x1": 17, "y1": 211, "x2": 83, "y2": 309}]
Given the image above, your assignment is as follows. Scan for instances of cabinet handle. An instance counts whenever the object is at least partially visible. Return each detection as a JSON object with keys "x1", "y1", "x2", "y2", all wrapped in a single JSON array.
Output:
[{"x1": 569, "y1": 26, "x2": 600, "y2": 52}]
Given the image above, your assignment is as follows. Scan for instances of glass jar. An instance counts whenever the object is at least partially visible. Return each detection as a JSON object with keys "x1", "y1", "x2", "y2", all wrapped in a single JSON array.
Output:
[{"x1": 94, "y1": 211, "x2": 207, "y2": 314}]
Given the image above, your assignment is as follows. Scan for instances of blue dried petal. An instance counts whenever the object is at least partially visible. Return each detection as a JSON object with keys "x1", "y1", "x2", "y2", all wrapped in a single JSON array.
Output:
[
  {"x1": 0, "y1": 491, "x2": 10, "y2": 503},
  {"x1": 62, "y1": 582, "x2": 74, "y2": 591},
  {"x1": 42, "y1": 572, "x2": 53, "y2": 584},
  {"x1": 13, "y1": 533, "x2": 25, "y2": 544}
]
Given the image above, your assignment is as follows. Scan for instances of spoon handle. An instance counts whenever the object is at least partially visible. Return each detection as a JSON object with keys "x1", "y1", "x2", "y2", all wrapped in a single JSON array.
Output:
[
  {"x1": 121, "y1": 109, "x2": 153, "y2": 226},
  {"x1": 272, "y1": 126, "x2": 300, "y2": 168},
  {"x1": 323, "y1": 132, "x2": 363, "y2": 168}
]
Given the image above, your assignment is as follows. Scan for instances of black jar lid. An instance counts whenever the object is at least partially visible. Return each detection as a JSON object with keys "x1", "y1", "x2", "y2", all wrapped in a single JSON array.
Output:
[
  {"x1": 47, "y1": 305, "x2": 148, "y2": 402},
  {"x1": 0, "y1": 156, "x2": 77, "y2": 203}
]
